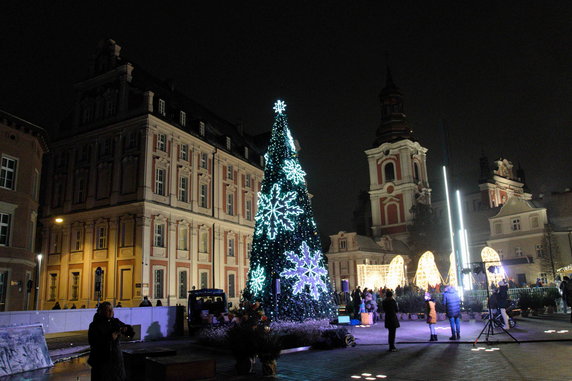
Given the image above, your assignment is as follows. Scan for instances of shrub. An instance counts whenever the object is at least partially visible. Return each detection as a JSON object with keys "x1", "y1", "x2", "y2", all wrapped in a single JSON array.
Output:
[
  {"x1": 542, "y1": 288, "x2": 560, "y2": 307},
  {"x1": 395, "y1": 292, "x2": 425, "y2": 313}
]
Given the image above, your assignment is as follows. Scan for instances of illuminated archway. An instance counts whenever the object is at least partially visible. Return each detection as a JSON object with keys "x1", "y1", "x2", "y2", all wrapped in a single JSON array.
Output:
[
  {"x1": 447, "y1": 252, "x2": 458, "y2": 288},
  {"x1": 415, "y1": 251, "x2": 442, "y2": 289},
  {"x1": 480, "y1": 247, "x2": 505, "y2": 286},
  {"x1": 386, "y1": 255, "x2": 405, "y2": 290}
]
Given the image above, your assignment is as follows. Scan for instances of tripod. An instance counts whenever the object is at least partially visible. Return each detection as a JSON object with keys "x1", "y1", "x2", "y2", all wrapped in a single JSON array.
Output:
[{"x1": 472, "y1": 262, "x2": 519, "y2": 345}]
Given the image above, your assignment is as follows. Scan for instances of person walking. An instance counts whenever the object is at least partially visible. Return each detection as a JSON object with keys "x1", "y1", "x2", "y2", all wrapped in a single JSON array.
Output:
[
  {"x1": 88, "y1": 301, "x2": 134, "y2": 381},
  {"x1": 425, "y1": 292, "x2": 438, "y2": 341},
  {"x1": 443, "y1": 286, "x2": 461, "y2": 340},
  {"x1": 497, "y1": 280, "x2": 510, "y2": 329},
  {"x1": 382, "y1": 290, "x2": 400, "y2": 352}
]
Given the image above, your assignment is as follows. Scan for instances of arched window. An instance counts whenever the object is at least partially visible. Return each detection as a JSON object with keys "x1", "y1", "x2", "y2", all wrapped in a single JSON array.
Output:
[
  {"x1": 414, "y1": 162, "x2": 420, "y2": 181},
  {"x1": 384, "y1": 162, "x2": 395, "y2": 182}
]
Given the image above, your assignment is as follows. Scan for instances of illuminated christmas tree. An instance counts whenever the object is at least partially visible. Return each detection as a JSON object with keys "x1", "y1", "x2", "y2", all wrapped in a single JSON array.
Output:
[{"x1": 244, "y1": 100, "x2": 336, "y2": 321}]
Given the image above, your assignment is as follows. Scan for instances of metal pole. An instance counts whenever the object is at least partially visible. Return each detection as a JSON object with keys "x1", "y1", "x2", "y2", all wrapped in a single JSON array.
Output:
[{"x1": 35, "y1": 254, "x2": 42, "y2": 310}]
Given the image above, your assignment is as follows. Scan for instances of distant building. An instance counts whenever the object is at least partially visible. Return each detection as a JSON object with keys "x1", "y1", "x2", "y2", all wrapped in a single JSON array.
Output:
[
  {"x1": 0, "y1": 110, "x2": 48, "y2": 311},
  {"x1": 39, "y1": 39, "x2": 264, "y2": 309}
]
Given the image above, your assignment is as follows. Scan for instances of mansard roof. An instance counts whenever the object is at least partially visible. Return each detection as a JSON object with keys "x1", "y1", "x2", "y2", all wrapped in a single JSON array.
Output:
[{"x1": 491, "y1": 196, "x2": 544, "y2": 219}]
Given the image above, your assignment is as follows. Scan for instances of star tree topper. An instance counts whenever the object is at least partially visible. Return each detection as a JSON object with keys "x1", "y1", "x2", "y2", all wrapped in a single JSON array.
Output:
[
  {"x1": 273, "y1": 100, "x2": 286, "y2": 114},
  {"x1": 255, "y1": 183, "x2": 304, "y2": 240},
  {"x1": 280, "y1": 241, "x2": 328, "y2": 300}
]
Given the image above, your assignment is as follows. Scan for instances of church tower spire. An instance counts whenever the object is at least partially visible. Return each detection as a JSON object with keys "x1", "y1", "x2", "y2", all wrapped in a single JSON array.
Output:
[{"x1": 375, "y1": 67, "x2": 415, "y2": 146}]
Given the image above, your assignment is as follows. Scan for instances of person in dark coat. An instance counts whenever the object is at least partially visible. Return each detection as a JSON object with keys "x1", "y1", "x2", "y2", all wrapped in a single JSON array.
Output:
[
  {"x1": 381, "y1": 290, "x2": 400, "y2": 352},
  {"x1": 52, "y1": 302, "x2": 61, "y2": 310},
  {"x1": 560, "y1": 276, "x2": 569, "y2": 313},
  {"x1": 443, "y1": 286, "x2": 461, "y2": 340},
  {"x1": 566, "y1": 277, "x2": 572, "y2": 322},
  {"x1": 352, "y1": 286, "x2": 362, "y2": 319},
  {"x1": 139, "y1": 296, "x2": 152, "y2": 307},
  {"x1": 497, "y1": 280, "x2": 510, "y2": 329},
  {"x1": 88, "y1": 301, "x2": 134, "y2": 381}
]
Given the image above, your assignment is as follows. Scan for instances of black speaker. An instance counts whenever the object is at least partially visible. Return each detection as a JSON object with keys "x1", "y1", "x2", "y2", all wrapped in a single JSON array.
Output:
[
  {"x1": 273, "y1": 279, "x2": 281, "y2": 295},
  {"x1": 341, "y1": 280, "x2": 349, "y2": 293}
]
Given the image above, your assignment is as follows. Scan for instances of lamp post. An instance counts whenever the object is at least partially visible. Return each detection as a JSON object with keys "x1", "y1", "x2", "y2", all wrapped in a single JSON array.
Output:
[{"x1": 35, "y1": 254, "x2": 43, "y2": 310}]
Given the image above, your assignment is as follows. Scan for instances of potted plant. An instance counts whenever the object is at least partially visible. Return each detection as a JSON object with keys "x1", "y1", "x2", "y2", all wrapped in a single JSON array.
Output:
[{"x1": 257, "y1": 328, "x2": 281, "y2": 377}]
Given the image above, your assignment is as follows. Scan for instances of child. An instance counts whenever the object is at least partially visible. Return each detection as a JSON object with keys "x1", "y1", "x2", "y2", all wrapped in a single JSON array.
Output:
[{"x1": 425, "y1": 292, "x2": 437, "y2": 341}]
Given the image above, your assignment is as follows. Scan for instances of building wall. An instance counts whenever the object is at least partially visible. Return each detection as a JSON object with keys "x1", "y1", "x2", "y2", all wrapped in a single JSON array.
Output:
[
  {"x1": 0, "y1": 112, "x2": 47, "y2": 311},
  {"x1": 40, "y1": 114, "x2": 262, "y2": 309}
]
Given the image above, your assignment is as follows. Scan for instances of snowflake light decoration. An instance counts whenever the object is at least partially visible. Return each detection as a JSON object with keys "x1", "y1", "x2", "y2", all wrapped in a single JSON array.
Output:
[
  {"x1": 249, "y1": 264, "x2": 266, "y2": 296},
  {"x1": 255, "y1": 183, "x2": 304, "y2": 240},
  {"x1": 283, "y1": 159, "x2": 306, "y2": 184},
  {"x1": 280, "y1": 241, "x2": 328, "y2": 300},
  {"x1": 273, "y1": 100, "x2": 286, "y2": 114}
]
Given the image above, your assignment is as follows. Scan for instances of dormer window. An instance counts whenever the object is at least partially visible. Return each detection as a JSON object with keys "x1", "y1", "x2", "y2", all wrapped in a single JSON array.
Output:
[
  {"x1": 511, "y1": 218, "x2": 521, "y2": 231},
  {"x1": 199, "y1": 121, "x2": 206, "y2": 136},
  {"x1": 180, "y1": 111, "x2": 186, "y2": 126},
  {"x1": 339, "y1": 238, "x2": 347, "y2": 250},
  {"x1": 226, "y1": 137, "x2": 232, "y2": 150},
  {"x1": 158, "y1": 99, "x2": 166, "y2": 116},
  {"x1": 244, "y1": 146, "x2": 249, "y2": 159}
]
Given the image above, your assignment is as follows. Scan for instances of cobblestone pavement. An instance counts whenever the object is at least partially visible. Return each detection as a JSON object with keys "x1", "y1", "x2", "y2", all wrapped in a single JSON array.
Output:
[{"x1": 2, "y1": 315, "x2": 570, "y2": 380}]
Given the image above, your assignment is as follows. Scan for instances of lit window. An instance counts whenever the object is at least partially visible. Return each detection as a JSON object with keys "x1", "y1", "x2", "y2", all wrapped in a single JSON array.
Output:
[
  {"x1": 96, "y1": 226, "x2": 107, "y2": 249},
  {"x1": 158, "y1": 99, "x2": 166, "y2": 116},
  {"x1": 179, "y1": 176, "x2": 189, "y2": 202},
  {"x1": 246, "y1": 199, "x2": 252, "y2": 220},
  {"x1": 0, "y1": 213, "x2": 11, "y2": 246},
  {"x1": 154, "y1": 268, "x2": 164, "y2": 299},
  {"x1": 511, "y1": 218, "x2": 521, "y2": 231},
  {"x1": 180, "y1": 111, "x2": 186, "y2": 126},
  {"x1": 154, "y1": 223, "x2": 165, "y2": 247},
  {"x1": 227, "y1": 193, "x2": 234, "y2": 215},
  {"x1": 535, "y1": 244, "x2": 544, "y2": 257},
  {"x1": 228, "y1": 237, "x2": 235, "y2": 257},
  {"x1": 157, "y1": 134, "x2": 167, "y2": 152},
  {"x1": 199, "y1": 230, "x2": 208, "y2": 253},
  {"x1": 155, "y1": 168, "x2": 166, "y2": 195},
  {"x1": 0, "y1": 156, "x2": 17, "y2": 190},
  {"x1": 227, "y1": 165, "x2": 233, "y2": 180},
  {"x1": 200, "y1": 184, "x2": 208, "y2": 208},
  {"x1": 180, "y1": 144, "x2": 188, "y2": 161}
]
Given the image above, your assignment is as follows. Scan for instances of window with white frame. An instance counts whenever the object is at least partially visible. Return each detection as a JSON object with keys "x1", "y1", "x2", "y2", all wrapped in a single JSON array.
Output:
[
  {"x1": 0, "y1": 213, "x2": 11, "y2": 246},
  {"x1": 535, "y1": 244, "x2": 544, "y2": 257},
  {"x1": 157, "y1": 134, "x2": 167, "y2": 152},
  {"x1": 227, "y1": 193, "x2": 234, "y2": 215},
  {"x1": 32, "y1": 169, "x2": 40, "y2": 201},
  {"x1": 247, "y1": 242, "x2": 252, "y2": 258},
  {"x1": 200, "y1": 153, "x2": 208, "y2": 169},
  {"x1": 154, "y1": 222, "x2": 165, "y2": 247},
  {"x1": 515, "y1": 247, "x2": 523, "y2": 257},
  {"x1": 96, "y1": 226, "x2": 107, "y2": 249},
  {"x1": 178, "y1": 226, "x2": 188, "y2": 250},
  {"x1": 179, "y1": 270, "x2": 187, "y2": 299},
  {"x1": 179, "y1": 111, "x2": 186, "y2": 126},
  {"x1": 199, "y1": 230, "x2": 208, "y2": 253},
  {"x1": 245, "y1": 174, "x2": 251, "y2": 188},
  {"x1": 0, "y1": 156, "x2": 17, "y2": 190},
  {"x1": 200, "y1": 271, "x2": 208, "y2": 289},
  {"x1": 199, "y1": 121, "x2": 206, "y2": 136},
  {"x1": 158, "y1": 99, "x2": 166, "y2": 116},
  {"x1": 246, "y1": 199, "x2": 252, "y2": 220},
  {"x1": 154, "y1": 268, "x2": 164, "y2": 299},
  {"x1": 228, "y1": 236, "x2": 235, "y2": 257},
  {"x1": 155, "y1": 168, "x2": 166, "y2": 196},
  {"x1": 227, "y1": 165, "x2": 233, "y2": 180},
  {"x1": 70, "y1": 272, "x2": 80, "y2": 300},
  {"x1": 73, "y1": 229, "x2": 83, "y2": 251},
  {"x1": 48, "y1": 273, "x2": 58, "y2": 301},
  {"x1": 511, "y1": 218, "x2": 521, "y2": 231},
  {"x1": 199, "y1": 184, "x2": 208, "y2": 208},
  {"x1": 226, "y1": 136, "x2": 231, "y2": 150},
  {"x1": 180, "y1": 144, "x2": 188, "y2": 161},
  {"x1": 50, "y1": 229, "x2": 62, "y2": 253},
  {"x1": 179, "y1": 176, "x2": 189, "y2": 202},
  {"x1": 228, "y1": 273, "x2": 236, "y2": 298}
]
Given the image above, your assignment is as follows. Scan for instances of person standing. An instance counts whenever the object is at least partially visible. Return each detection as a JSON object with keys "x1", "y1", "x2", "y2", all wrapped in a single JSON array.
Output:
[
  {"x1": 425, "y1": 292, "x2": 437, "y2": 341},
  {"x1": 88, "y1": 301, "x2": 134, "y2": 381},
  {"x1": 497, "y1": 280, "x2": 510, "y2": 329},
  {"x1": 352, "y1": 286, "x2": 362, "y2": 319},
  {"x1": 382, "y1": 291, "x2": 400, "y2": 352},
  {"x1": 443, "y1": 286, "x2": 461, "y2": 340},
  {"x1": 566, "y1": 277, "x2": 572, "y2": 323},
  {"x1": 139, "y1": 296, "x2": 152, "y2": 307},
  {"x1": 560, "y1": 276, "x2": 569, "y2": 313}
]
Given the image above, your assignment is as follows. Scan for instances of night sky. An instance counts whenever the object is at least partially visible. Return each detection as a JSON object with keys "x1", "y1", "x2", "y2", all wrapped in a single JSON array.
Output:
[{"x1": 1, "y1": 2, "x2": 572, "y2": 239}]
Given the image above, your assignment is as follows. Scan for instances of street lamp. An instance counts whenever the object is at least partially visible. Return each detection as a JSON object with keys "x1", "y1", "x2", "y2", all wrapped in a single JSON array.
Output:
[
  {"x1": 54, "y1": 217, "x2": 63, "y2": 224},
  {"x1": 35, "y1": 254, "x2": 43, "y2": 310}
]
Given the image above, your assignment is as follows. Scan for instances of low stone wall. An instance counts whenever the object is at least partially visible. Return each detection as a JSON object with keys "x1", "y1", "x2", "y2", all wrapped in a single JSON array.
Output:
[{"x1": 0, "y1": 306, "x2": 178, "y2": 340}]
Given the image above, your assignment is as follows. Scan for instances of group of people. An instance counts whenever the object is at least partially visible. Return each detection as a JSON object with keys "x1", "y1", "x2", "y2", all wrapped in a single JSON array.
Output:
[{"x1": 559, "y1": 276, "x2": 572, "y2": 322}]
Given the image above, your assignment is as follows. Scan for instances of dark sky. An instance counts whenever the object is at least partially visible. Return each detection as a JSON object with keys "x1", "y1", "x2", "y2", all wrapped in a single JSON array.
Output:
[{"x1": 2, "y1": 2, "x2": 572, "y2": 238}]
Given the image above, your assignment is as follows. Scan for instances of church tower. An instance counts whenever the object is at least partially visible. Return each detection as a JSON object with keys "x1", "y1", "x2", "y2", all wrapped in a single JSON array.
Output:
[{"x1": 365, "y1": 68, "x2": 431, "y2": 243}]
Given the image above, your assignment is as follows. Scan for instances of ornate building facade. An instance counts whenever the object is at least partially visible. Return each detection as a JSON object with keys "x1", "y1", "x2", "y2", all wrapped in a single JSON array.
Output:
[
  {"x1": 0, "y1": 110, "x2": 48, "y2": 311},
  {"x1": 39, "y1": 40, "x2": 264, "y2": 309}
]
